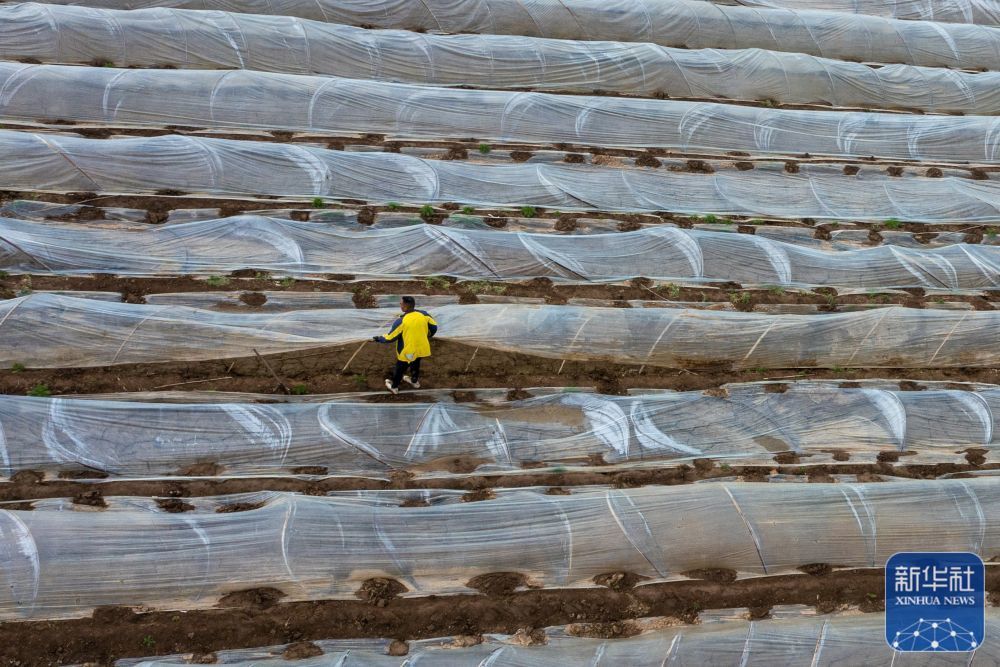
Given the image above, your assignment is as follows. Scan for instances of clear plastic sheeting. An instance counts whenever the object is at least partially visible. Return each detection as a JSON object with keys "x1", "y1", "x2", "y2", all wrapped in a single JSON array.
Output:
[
  {"x1": 119, "y1": 613, "x2": 1000, "y2": 666},
  {"x1": 31, "y1": 0, "x2": 1000, "y2": 70},
  {"x1": 1, "y1": 480, "x2": 999, "y2": 619},
  {"x1": 3, "y1": 216, "x2": 1000, "y2": 289},
  {"x1": 2, "y1": 294, "x2": 999, "y2": 369},
  {"x1": 1, "y1": 383, "x2": 996, "y2": 477},
  {"x1": 9, "y1": 64, "x2": 1000, "y2": 161},
  {"x1": 723, "y1": 0, "x2": 1000, "y2": 26},
  {"x1": 4, "y1": 5, "x2": 1000, "y2": 114},
  {"x1": 6, "y1": 132, "x2": 1000, "y2": 222}
]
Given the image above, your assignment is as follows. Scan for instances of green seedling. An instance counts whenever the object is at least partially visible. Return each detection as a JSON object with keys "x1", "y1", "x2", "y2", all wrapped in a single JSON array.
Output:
[
  {"x1": 28, "y1": 384, "x2": 50, "y2": 397},
  {"x1": 478, "y1": 143, "x2": 492, "y2": 154},
  {"x1": 423, "y1": 276, "x2": 450, "y2": 290},
  {"x1": 729, "y1": 291, "x2": 752, "y2": 306},
  {"x1": 0, "y1": 270, "x2": 8, "y2": 279},
  {"x1": 419, "y1": 204, "x2": 436, "y2": 220},
  {"x1": 464, "y1": 280, "x2": 506, "y2": 295},
  {"x1": 290, "y1": 384, "x2": 308, "y2": 395},
  {"x1": 352, "y1": 373, "x2": 367, "y2": 387},
  {"x1": 254, "y1": 271, "x2": 272, "y2": 281},
  {"x1": 883, "y1": 218, "x2": 902, "y2": 230},
  {"x1": 831, "y1": 365, "x2": 846, "y2": 373},
  {"x1": 703, "y1": 214, "x2": 719, "y2": 224},
  {"x1": 311, "y1": 197, "x2": 325, "y2": 209},
  {"x1": 767, "y1": 285, "x2": 786, "y2": 295},
  {"x1": 16, "y1": 288, "x2": 31, "y2": 296},
  {"x1": 10, "y1": 363, "x2": 25, "y2": 373},
  {"x1": 987, "y1": 230, "x2": 997, "y2": 239},
  {"x1": 278, "y1": 276, "x2": 296, "y2": 287},
  {"x1": 461, "y1": 206, "x2": 476, "y2": 215},
  {"x1": 385, "y1": 202, "x2": 400, "y2": 211},
  {"x1": 141, "y1": 635, "x2": 155, "y2": 649},
  {"x1": 520, "y1": 206, "x2": 537, "y2": 218},
  {"x1": 662, "y1": 283, "x2": 681, "y2": 299},
  {"x1": 206, "y1": 275, "x2": 230, "y2": 287}
]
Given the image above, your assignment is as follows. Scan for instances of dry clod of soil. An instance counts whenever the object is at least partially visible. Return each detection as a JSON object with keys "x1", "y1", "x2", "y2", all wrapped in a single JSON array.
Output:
[
  {"x1": 734, "y1": 161, "x2": 754, "y2": 171},
  {"x1": 386, "y1": 640, "x2": 409, "y2": 656},
  {"x1": 291, "y1": 466, "x2": 328, "y2": 475},
  {"x1": 510, "y1": 151, "x2": 533, "y2": 162},
  {"x1": 218, "y1": 587, "x2": 286, "y2": 610},
  {"x1": 506, "y1": 388, "x2": 533, "y2": 401},
  {"x1": 450, "y1": 390, "x2": 478, "y2": 402},
  {"x1": 546, "y1": 487, "x2": 571, "y2": 495},
  {"x1": 685, "y1": 159, "x2": 714, "y2": 174},
  {"x1": 970, "y1": 168, "x2": 989, "y2": 180},
  {"x1": 763, "y1": 383, "x2": 789, "y2": 394},
  {"x1": 216, "y1": 501, "x2": 266, "y2": 513},
  {"x1": 72, "y1": 490, "x2": 107, "y2": 508},
  {"x1": 885, "y1": 166, "x2": 904, "y2": 177},
  {"x1": 784, "y1": 161, "x2": 800, "y2": 174},
  {"x1": 926, "y1": 167, "x2": 943, "y2": 177},
  {"x1": 681, "y1": 568, "x2": 738, "y2": 583},
  {"x1": 618, "y1": 218, "x2": 642, "y2": 232},
  {"x1": 357, "y1": 206, "x2": 377, "y2": 225},
  {"x1": 191, "y1": 653, "x2": 219, "y2": 664},
  {"x1": 692, "y1": 458, "x2": 714, "y2": 472},
  {"x1": 156, "y1": 497, "x2": 195, "y2": 513},
  {"x1": 399, "y1": 498, "x2": 430, "y2": 507},
  {"x1": 830, "y1": 450, "x2": 851, "y2": 461},
  {"x1": 448, "y1": 635, "x2": 484, "y2": 648},
  {"x1": 593, "y1": 571, "x2": 650, "y2": 592},
  {"x1": 799, "y1": 563, "x2": 833, "y2": 577},
  {"x1": 484, "y1": 216, "x2": 508, "y2": 228},
  {"x1": 356, "y1": 578, "x2": 407, "y2": 606},
  {"x1": 239, "y1": 292, "x2": 267, "y2": 307},
  {"x1": 554, "y1": 214, "x2": 578, "y2": 232},
  {"x1": 461, "y1": 488, "x2": 497, "y2": 502},
  {"x1": 283, "y1": 642, "x2": 323, "y2": 660},
  {"x1": 563, "y1": 153, "x2": 586, "y2": 163},
  {"x1": 747, "y1": 605, "x2": 772, "y2": 620},
  {"x1": 11, "y1": 470, "x2": 43, "y2": 484},
  {"x1": 566, "y1": 621, "x2": 641, "y2": 639},
  {"x1": 444, "y1": 147, "x2": 468, "y2": 160},
  {"x1": 842, "y1": 164, "x2": 860, "y2": 176},
  {"x1": 773, "y1": 452, "x2": 801, "y2": 464},
  {"x1": 510, "y1": 628, "x2": 548, "y2": 646},
  {"x1": 635, "y1": 154, "x2": 661, "y2": 168},
  {"x1": 897, "y1": 380, "x2": 927, "y2": 391},
  {"x1": 467, "y1": 572, "x2": 532, "y2": 597},
  {"x1": 965, "y1": 448, "x2": 988, "y2": 466},
  {"x1": 702, "y1": 386, "x2": 729, "y2": 398},
  {"x1": 177, "y1": 462, "x2": 223, "y2": 477}
]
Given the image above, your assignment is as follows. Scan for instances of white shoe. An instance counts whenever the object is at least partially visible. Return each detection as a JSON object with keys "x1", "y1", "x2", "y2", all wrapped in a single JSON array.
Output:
[
  {"x1": 403, "y1": 375, "x2": 420, "y2": 388},
  {"x1": 384, "y1": 379, "x2": 398, "y2": 394}
]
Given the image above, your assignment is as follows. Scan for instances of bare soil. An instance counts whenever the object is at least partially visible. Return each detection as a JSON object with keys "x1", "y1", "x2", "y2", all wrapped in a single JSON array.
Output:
[{"x1": 2, "y1": 567, "x2": 970, "y2": 665}]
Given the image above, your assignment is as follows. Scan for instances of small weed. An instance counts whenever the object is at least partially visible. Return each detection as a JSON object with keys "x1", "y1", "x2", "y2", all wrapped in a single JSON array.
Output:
[
  {"x1": 729, "y1": 291, "x2": 752, "y2": 306},
  {"x1": 290, "y1": 384, "x2": 308, "y2": 395},
  {"x1": 747, "y1": 219, "x2": 763, "y2": 225},
  {"x1": 386, "y1": 202, "x2": 401, "y2": 211},
  {"x1": 933, "y1": 297, "x2": 945, "y2": 304},
  {"x1": 703, "y1": 214, "x2": 719, "y2": 224},
  {"x1": 0, "y1": 270, "x2": 8, "y2": 279},
  {"x1": 278, "y1": 276, "x2": 296, "y2": 287},
  {"x1": 520, "y1": 206, "x2": 537, "y2": 218},
  {"x1": 424, "y1": 276, "x2": 450, "y2": 290},
  {"x1": 10, "y1": 363, "x2": 25, "y2": 373},
  {"x1": 465, "y1": 280, "x2": 506, "y2": 295},
  {"x1": 16, "y1": 288, "x2": 31, "y2": 296},
  {"x1": 419, "y1": 204, "x2": 436, "y2": 220},
  {"x1": 478, "y1": 143, "x2": 492, "y2": 154},
  {"x1": 825, "y1": 294, "x2": 838, "y2": 307},
  {"x1": 206, "y1": 275, "x2": 230, "y2": 287},
  {"x1": 352, "y1": 374, "x2": 367, "y2": 387},
  {"x1": 102, "y1": 61, "x2": 115, "y2": 68},
  {"x1": 141, "y1": 635, "x2": 155, "y2": 649},
  {"x1": 720, "y1": 463, "x2": 732, "y2": 471},
  {"x1": 866, "y1": 592, "x2": 878, "y2": 600},
  {"x1": 987, "y1": 230, "x2": 997, "y2": 239},
  {"x1": 831, "y1": 365, "x2": 845, "y2": 373},
  {"x1": 760, "y1": 99, "x2": 774, "y2": 108},
  {"x1": 311, "y1": 197, "x2": 325, "y2": 209},
  {"x1": 662, "y1": 283, "x2": 681, "y2": 299},
  {"x1": 883, "y1": 218, "x2": 902, "y2": 230},
  {"x1": 461, "y1": 205, "x2": 475, "y2": 215},
  {"x1": 254, "y1": 271, "x2": 272, "y2": 281},
  {"x1": 752, "y1": 367, "x2": 766, "y2": 374},
  {"x1": 766, "y1": 285, "x2": 786, "y2": 295},
  {"x1": 28, "y1": 384, "x2": 50, "y2": 397},
  {"x1": 827, "y1": 221, "x2": 839, "y2": 228}
]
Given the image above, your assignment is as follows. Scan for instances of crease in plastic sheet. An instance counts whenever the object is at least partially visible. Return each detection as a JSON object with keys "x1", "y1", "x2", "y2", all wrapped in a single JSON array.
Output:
[{"x1": 859, "y1": 389, "x2": 907, "y2": 449}]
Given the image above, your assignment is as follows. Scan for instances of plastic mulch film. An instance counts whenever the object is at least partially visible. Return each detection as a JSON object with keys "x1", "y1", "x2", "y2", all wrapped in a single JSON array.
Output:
[
  {"x1": 30, "y1": 0, "x2": 1000, "y2": 70},
  {"x1": 2, "y1": 294, "x2": 999, "y2": 369},
  {"x1": 3, "y1": 6, "x2": 1000, "y2": 114},
  {"x1": 117, "y1": 613, "x2": 1000, "y2": 665},
  {"x1": 2, "y1": 479, "x2": 999, "y2": 619},
  {"x1": 6, "y1": 132, "x2": 1000, "y2": 221},
  {"x1": 9, "y1": 65, "x2": 1000, "y2": 162},
  {"x1": 1, "y1": 383, "x2": 996, "y2": 477},
  {"x1": 3, "y1": 216, "x2": 1000, "y2": 289},
  {"x1": 715, "y1": 0, "x2": 1000, "y2": 26}
]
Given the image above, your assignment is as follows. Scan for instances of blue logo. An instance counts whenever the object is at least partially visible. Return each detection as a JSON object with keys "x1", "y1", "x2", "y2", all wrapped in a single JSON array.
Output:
[{"x1": 886, "y1": 552, "x2": 984, "y2": 652}]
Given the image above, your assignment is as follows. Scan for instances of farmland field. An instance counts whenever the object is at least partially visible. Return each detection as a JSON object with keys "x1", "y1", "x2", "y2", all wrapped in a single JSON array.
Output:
[{"x1": 0, "y1": 0, "x2": 999, "y2": 663}]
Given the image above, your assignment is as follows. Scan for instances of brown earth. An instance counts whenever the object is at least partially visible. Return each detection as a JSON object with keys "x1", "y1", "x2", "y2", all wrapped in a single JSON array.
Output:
[{"x1": 2, "y1": 567, "x2": 969, "y2": 665}]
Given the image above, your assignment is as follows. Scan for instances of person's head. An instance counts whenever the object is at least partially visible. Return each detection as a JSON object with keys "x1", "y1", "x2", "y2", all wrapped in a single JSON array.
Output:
[{"x1": 400, "y1": 296, "x2": 415, "y2": 313}]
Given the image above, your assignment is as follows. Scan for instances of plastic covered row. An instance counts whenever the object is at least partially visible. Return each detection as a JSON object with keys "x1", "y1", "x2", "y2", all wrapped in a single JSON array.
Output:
[
  {"x1": 2, "y1": 293, "x2": 999, "y2": 369},
  {"x1": 718, "y1": 0, "x2": 1000, "y2": 26},
  {"x1": 120, "y1": 613, "x2": 1000, "y2": 665},
  {"x1": 3, "y1": 216, "x2": 999, "y2": 289},
  {"x1": 6, "y1": 131, "x2": 1000, "y2": 221},
  {"x1": 1, "y1": 383, "x2": 995, "y2": 477},
  {"x1": 32, "y1": 0, "x2": 1000, "y2": 70},
  {"x1": 3, "y1": 5, "x2": 1000, "y2": 114},
  {"x1": 2, "y1": 480, "x2": 999, "y2": 619},
  {"x1": 10, "y1": 64, "x2": 1000, "y2": 162}
]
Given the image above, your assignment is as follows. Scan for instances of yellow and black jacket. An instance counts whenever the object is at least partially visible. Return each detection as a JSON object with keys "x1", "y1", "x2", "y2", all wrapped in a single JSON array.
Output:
[{"x1": 374, "y1": 310, "x2": 438, "y2": 362}]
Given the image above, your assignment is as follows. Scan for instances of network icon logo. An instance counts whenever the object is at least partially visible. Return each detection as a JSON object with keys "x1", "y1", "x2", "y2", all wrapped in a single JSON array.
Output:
[
  {"x1": 890, "y1": 618, "x2": 979, "y2": 652},
  {"x1": 886, "y1": 552, "x2": 985, "y2": 652}
]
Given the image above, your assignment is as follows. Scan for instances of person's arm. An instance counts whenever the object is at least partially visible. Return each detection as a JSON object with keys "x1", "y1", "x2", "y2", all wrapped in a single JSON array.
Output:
[
  {"x1": 373, "y1": 318, "x2": 404, "y2": 343},
  {"x1": 425, "y1": 313, "x2": 438, "y2": 338}
]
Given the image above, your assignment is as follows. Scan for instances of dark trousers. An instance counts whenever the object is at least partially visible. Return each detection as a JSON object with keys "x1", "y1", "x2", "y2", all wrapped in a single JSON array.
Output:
[{"x1": 391, "y1": 358, "x2": 421, "y2": 388}]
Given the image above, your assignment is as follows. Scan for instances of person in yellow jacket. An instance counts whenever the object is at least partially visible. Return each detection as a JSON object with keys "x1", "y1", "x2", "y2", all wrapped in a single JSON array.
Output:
[{"x1": 372, "y1": 296, "x2": 438, "y2": 394}]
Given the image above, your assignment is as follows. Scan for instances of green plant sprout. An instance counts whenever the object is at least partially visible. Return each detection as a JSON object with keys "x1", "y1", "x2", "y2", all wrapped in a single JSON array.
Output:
[
  {"x1": 423, "y1": 276, "x2": 450, "y2": 290},
  {"x1": 28, "y1": 384, "x2": 51, "y2": 397},
  {"x1": 419, "y1": 204, "x2": 436, "y2": 220},
  {"x1": 478, "y1": 143, "x2": 492, "y2": 154},
  {"x1": 311, "y1": 197, "x2": 325, "y2": 208},
  {"x1": 206, "y1": 275, "x2": 230, "y2": 287},
  {"x1": 290, "y1": 384, "x2": 308, "y2": 395},
  {"x1": 385, "y1": 202, "x2": 401, "y2": 211},
  {"x1": 520, "y1": 206, "x2": 537, "y2": 218},
  {"x1": 883, "y1": 218, "x2": 902, "y2": 230},
  {"x1": 461, "y1": 206, "x2": 476, "y2": 215},
  {"x1": 10, "y1": 363, "x2": 25, "y2": 373}
]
